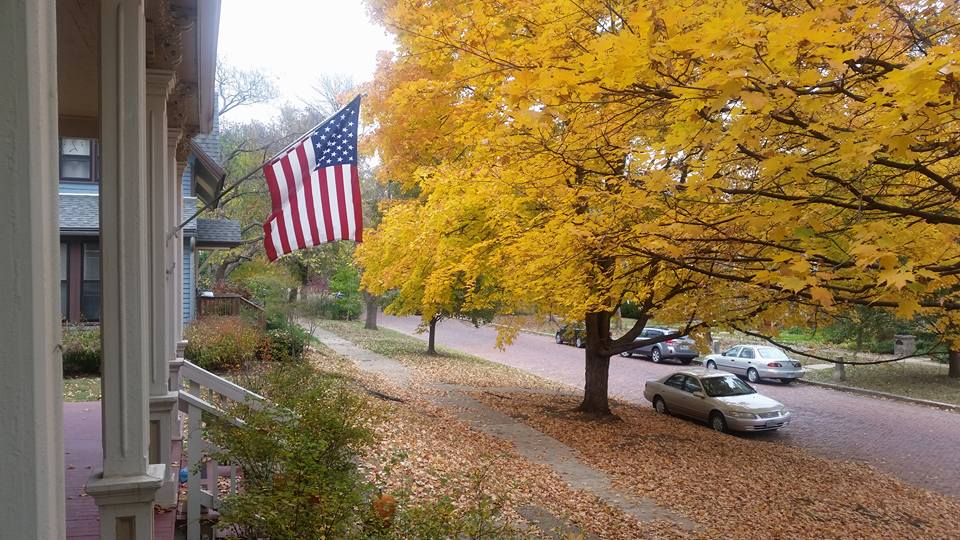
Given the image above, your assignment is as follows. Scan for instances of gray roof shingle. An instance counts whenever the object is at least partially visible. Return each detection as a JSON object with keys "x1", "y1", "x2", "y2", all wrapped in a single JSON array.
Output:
[
  {"x1": 60, "y1": 194, "x2": 200, "y2": 234},
  {"x1": 195, "y1": 218, "x2": 242, "y2": 248}
]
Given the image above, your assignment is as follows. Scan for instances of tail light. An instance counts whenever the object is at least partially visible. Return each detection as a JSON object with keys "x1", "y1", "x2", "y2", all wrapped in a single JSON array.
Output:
[
  {"x1": 766, "y1": 362, "x2": 782, "y2": 368},
  {"x1": 665, "y1": 339, "x2": 676, "y2": 344}
]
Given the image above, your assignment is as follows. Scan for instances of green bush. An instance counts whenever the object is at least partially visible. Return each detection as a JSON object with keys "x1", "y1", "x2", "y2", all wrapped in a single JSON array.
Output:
[
  {"x1": 184, "y1": 316, "x2": 264, "y2": 371},
  {"x1": 257, "y1": 311, "x2": 310, "y2": 363},
  {"x1": 207, "y1": 365, "x2": 513, "y2": 540},
  {"x1": 62, "y1": 325, "x2": 101, "y2": 375},
  {"x1": 297, "y1": 294, "x2": 361, "y2": 321}
]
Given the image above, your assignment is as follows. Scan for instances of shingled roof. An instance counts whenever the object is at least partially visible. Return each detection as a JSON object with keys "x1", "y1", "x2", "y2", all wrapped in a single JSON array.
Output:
[
  {"x1": 195, "y1": 218, "x2": 242, "y2": 249},
  {"x1": 60, "y1": 194, "x2": 199, "y2": 234}
]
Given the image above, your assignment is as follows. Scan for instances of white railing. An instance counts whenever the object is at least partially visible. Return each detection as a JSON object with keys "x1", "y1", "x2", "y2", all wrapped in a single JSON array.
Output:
[{"x1": 176, "y1": 360, "x2": 265, "y2": 540}]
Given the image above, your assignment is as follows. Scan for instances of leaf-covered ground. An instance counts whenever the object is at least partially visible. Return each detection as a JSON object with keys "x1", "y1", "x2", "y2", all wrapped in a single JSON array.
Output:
[
  {"x1": 804, "y1": 361, "x2": 960, "y2": 405},
  {"x1": 315, "y1": 319, "x2": 960, "y2": 539},
  {"x1": 64, "y1": 376, "x2": 101, "y2": 402}
]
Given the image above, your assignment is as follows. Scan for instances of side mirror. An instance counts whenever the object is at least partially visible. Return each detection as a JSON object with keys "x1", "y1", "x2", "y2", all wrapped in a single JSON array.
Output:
[{"x1": 692, "y1": 391, "x2": 705, "y2": 398}]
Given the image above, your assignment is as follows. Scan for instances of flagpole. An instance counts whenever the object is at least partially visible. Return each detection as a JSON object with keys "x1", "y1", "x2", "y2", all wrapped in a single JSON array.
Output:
[{"x1": 169, "y1": 94, "x2": 364, "y2": 238}]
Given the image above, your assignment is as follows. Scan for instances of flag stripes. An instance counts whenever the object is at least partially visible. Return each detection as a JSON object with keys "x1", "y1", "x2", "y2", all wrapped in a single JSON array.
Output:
[{"x1": 262, "y1": 96, "x2": 363, "y2": 261}]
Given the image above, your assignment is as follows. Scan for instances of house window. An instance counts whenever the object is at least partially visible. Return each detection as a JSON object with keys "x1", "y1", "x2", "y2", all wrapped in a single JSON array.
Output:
[
  {"x1": 81, "y1": 242, "x2": 100, "y2": 321},
  {"x1": 60, "y1": 138, "x2": 96, "y2": 182},
  {"x1": 60, "y1": 242, "x2": 68, "y2": 321}
]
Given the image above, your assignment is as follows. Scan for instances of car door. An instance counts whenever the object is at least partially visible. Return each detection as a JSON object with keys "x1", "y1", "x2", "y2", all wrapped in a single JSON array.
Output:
[
  {"x1": 681, "y1": 376, "x2": 710, "y2": 421},
  {"x1": 716, "y1": 346, "x2": 740, "y2": 370},
  {"x1": 737, "y1": 346, "x2": 757, "y2": 375},
  {"x1": 636, "y1": 329, "x2": 657, "y2": 356},
  {"x1": 660, "y1": 373, "x2": 687, "y2": 412}
]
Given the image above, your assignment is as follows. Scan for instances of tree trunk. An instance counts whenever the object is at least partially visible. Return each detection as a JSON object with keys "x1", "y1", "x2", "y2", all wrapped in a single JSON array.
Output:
[
  {"x1": 287, "y1": 287, "x2": 299, "y2": 303},
  {"x1": 949, "y1": 349, "x2": 960, "y2": 379},
  {"x1": 363, "y1": 292, "x2": 378, "y2": 330},
  {"x1": 427, "y1": 316, "x2": 439, "y2": 355},
  {"x1": 579, "y1": 311, "x2": 612, "y2": 415}
]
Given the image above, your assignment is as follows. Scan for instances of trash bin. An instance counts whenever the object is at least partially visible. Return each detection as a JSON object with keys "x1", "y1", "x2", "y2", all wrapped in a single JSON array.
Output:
[{"x1": 893, "y1": 334, "x2": 916, "y2": 356}]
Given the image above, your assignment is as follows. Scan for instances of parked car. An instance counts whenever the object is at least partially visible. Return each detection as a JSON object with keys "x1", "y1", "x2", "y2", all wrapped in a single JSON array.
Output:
[
  {"x1": 702, "y1": 345, "x2": 805, "y2": 384},
  {"x1": 620, "y1": 327, "x2": 698, "y2": 364},
  {"x1": 555, "y1": 323, "x2": 585, "y2": 348},
  {"x1": 643, "y1": 368, "x2": 792, "y2": 433}
]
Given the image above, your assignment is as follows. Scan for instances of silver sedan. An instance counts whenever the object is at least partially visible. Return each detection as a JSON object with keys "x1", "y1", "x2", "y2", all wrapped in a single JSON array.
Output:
[
  {"x1": 643, "y1": 368, "x2": 792, "y2": 433},
  {"x1": 702, "y1": 344, "x2": 806, "y2": 384}
]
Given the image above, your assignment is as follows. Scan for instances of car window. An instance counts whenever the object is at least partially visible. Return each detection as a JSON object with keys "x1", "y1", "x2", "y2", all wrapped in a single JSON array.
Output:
[
  {"x1": 739, "y1": 347, "x2": 755, "y2": 359},
  {"x1": 664, "y1": 374, "x2": 685, "y2": 389},
  {"x1": 724, "y1": 346, "x2": 741, "y2": 357},
  {"x1": 702, "y1": 376, "x2": 757, "y2": 397},
  {"x1": 757, "y1": 347, "x2": 788, "y2": 360},
  {"x1": 682, "y1": 376, "x2": 702, "y2": 394}
]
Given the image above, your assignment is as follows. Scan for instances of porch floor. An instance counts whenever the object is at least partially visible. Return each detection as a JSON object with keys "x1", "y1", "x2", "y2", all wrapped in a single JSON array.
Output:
[{"x1": 65, "y1": 401, "x2": 178, "y2": 540}]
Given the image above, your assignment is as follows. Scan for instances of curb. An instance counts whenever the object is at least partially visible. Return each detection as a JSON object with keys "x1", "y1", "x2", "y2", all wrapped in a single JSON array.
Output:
[
  {"x1": 490, "y1": 323, "x2": 556, "y2": 338},
  {"x1": 797, "y1": 379, "x2": 960, "y2": 412}
]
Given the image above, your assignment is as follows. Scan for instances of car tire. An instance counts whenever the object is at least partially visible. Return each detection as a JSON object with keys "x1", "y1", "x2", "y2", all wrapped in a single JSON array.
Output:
[
  {"x1": 709, "y1": 412, "x2": 728, "y2": 433},
  {"x1": 555, "y1": 332, "x2": 562, "y2": 344},
  {"x1": 651, "y1": 348, "x2": 662, "y2": 363},
  {"x1": 747, "y1": 368, "x2": 760, "y2": 383},
  {"x1": 706, "y1": 360, "x2": 717, "y2": 370},
  {"x1": 653, "y1": 396, "x2": 669, "y2": 415},
  {"x1": 575, "y1": 336, "x2": 584, "y2": 348},
  {"x1": 620, "y1": 351, "x2": 631, "y2": 357},
  {"x1": 781, "y1": 378, "x2": 797, "y2": 385}
]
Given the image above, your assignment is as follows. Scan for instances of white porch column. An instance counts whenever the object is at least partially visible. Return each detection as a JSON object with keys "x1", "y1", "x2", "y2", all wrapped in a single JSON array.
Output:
[
  {"x1": 0, "y1": 0, "x2": 64, "y2": 538},
  {"x1": 146, "y1": 69, "x2": 178, "y2": 508},
  {"x1": 86, "y1": 0, "x2": 164, "y2": 538}
]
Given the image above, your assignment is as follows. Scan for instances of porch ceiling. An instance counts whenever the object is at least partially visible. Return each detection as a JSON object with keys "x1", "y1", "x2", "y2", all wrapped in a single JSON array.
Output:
[{"x1": 56, "y1": 0, "x2": 221, "y2": 137}]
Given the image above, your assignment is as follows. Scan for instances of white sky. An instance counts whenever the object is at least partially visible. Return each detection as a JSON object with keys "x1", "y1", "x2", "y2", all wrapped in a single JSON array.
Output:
[{"x1": 217, "y1": 1, "x2": 395, "y2": 124}]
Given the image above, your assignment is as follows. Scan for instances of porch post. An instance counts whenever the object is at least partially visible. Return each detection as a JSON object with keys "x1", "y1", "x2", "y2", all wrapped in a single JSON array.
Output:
[
  {"x1": 86, "y1": 0, "x2": 164, "y2": 537},
  {"x1": 146, "y1": 69, "x2": 178, "y2": 508},
  {"x1": 0, "y1": 0, "x2": 65, "y2": 538}
]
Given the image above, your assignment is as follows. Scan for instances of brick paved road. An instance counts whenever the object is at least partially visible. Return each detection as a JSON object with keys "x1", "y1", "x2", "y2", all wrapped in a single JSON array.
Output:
[{"x1": 379, "y1": 314, "x2": 960, "y2": 498}]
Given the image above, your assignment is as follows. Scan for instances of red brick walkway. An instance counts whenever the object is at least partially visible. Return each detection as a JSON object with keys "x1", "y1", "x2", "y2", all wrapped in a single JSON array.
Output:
[{"x1": 64, "y1": 402, "x2": 177, "y2": 539}]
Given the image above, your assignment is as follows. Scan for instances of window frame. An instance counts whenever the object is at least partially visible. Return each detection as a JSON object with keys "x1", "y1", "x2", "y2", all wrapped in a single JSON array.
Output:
[
  {"x1": 59, "y1": 137, "x2": 98, "y2": 183},
  {"x1": 79, "y1": 241, "x2": 101, "y2": 322}
]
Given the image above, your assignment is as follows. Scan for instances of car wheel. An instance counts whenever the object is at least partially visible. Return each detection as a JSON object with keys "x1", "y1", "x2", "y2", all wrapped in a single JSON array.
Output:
[
  {"x1": 651, "y1": 348, "x2": 662, "y2": 363},
  {"x1": 710, "y1": 412, "x2": 728, "y2": 433},
  {"x1": 653, "y1": 396, "x2": 669, "y2": 415},
  {"x1": 781, "y1": 378, "x2": 797, "y2": 385},
  {"x1": 706, "y1": 360, "x2": 717, "y2": 370},
  {"x1": 747, "y1": 368, "x2": 760, "y2": 383},
  {"x1": 575, "y1": 336, "x2": 584, "y2": 348},
  {"x1": 555, "y1": 332, "x2": 562, "y2": 344}
]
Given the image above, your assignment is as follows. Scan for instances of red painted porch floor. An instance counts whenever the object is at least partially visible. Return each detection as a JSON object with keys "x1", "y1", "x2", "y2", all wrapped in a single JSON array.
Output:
[{"x1": 65, "y1": 401, "x2": 178, "y2": 540}]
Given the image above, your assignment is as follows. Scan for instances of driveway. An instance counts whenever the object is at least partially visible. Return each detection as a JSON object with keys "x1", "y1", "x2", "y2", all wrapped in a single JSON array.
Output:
[{"x1": 378, "y1": 314, "x2": 960, "y2": 498}]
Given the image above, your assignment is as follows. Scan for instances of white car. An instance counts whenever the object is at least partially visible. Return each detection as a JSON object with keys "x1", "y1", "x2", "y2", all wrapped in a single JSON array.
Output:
[{"x1": 703, "y1": 345, "x2": 805, "y2": 384}]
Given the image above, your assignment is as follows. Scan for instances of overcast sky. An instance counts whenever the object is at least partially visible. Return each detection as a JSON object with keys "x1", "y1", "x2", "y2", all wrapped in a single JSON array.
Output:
[{"x1": 217, "y1": 1, "x2": 395, "y2": 123}]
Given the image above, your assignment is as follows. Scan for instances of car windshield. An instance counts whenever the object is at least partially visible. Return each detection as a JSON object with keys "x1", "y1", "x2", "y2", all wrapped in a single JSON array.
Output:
[
  {"x1": 701, "y1": 376, "x2": 757, "y2": 397},
  {"x1": 757, "y1": 347, "x2": 788, "y2": 360}
]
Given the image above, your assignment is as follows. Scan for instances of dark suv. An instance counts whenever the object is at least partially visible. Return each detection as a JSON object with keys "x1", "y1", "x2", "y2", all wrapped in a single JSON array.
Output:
[
  {"x1": 621, "y1": 327, "x2": 698, "y2": 364},
  {"x1": 555, "y1": 323, "x2": 586, "y2": 348}
]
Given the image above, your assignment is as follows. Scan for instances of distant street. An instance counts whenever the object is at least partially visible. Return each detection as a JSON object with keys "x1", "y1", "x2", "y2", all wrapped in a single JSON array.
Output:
[{"x1": 379, "y1": 314, "x2": 960, "y2": 498}]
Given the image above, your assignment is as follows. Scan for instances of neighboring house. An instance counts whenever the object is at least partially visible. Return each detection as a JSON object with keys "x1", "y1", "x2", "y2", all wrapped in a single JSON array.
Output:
[{"x1": 57, "y1": 135, "x2": 241, "y2": 325}]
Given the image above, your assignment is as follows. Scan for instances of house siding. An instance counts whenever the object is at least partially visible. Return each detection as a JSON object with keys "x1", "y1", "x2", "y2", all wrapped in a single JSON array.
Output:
[{"x1": 182, "y1": 238, "x2": 194, "y2": 324}]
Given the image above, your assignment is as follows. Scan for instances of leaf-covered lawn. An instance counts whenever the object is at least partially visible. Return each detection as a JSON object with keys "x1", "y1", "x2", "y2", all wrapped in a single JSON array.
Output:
[
  {"x1": 804, "y1": 361, "x2": 960, "y2": 405},
  {"x1": 64, "y1": 376, "x2": 101, "y2": 402}
]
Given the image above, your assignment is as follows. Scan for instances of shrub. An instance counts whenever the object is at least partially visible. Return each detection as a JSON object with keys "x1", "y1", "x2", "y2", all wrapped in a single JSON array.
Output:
[
  {"x1": 184, "y1": 316, "x2": 264, "y2": 371},
  {"x1": 257, "y1": 311, "x2": 310, "y2": 363},
  {"x1": 297, "y1": 294, "x2": 361, "y2": 321},
  {"x1": 62, "y1": 325, "x2": 101, "y2": 375},
  {"x1": 206, "y1": 365, "x2": 512, "y2": 540}
]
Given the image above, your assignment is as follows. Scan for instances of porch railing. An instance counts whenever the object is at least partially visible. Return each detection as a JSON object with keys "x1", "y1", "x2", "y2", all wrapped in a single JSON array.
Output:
[
  {"x1": 175, "y1": 360, "x2": 265, "y2": 540},
  {"x1": 197, "y1": 293, "x2": 266, "y2": 326}
]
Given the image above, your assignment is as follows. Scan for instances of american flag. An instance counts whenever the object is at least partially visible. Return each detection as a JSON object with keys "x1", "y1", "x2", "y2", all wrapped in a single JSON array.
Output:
[{"x1": 262, "y1": 95, "x2": 363, "y2": 261}]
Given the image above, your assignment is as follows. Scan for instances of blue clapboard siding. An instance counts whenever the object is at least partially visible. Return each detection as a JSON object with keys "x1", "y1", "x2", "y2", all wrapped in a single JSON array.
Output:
[{"x1": 182, "y1": 238, "x2": 194, "y2": 324}]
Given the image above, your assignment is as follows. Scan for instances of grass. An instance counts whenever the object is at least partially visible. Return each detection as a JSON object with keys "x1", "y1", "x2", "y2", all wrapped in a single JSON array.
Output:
[
  {"x1": 804, "y1": 362, "x2": 960, "y2": 406},
  {"x1": 64, "y1": 376, "x2": 101, "y2": 402},
  {"x1": 314, "y1": 319, "x2": 567, "y2": 390}
]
